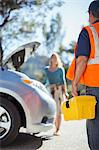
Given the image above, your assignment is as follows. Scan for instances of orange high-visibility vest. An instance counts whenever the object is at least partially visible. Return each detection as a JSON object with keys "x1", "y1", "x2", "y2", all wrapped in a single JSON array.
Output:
[{"x1": 66, "y1": 22, "x2": 99, "y2": 87}]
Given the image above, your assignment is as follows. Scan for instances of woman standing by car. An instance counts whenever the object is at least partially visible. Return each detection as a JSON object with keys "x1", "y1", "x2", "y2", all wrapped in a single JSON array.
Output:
[{"x1": 44, "y1": 52, "x2": 67, "y2": 136}]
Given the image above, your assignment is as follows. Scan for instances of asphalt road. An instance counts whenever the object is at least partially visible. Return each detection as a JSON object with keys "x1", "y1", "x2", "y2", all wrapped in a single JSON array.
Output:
[{"x1": 1, "y1": 119, "x2": 90, "y2": 150}]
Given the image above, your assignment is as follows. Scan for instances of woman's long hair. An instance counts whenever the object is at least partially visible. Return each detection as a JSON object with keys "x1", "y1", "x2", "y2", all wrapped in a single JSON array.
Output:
[{"x1": 49, "y1": 52, "x2": 63, "y2": 68}]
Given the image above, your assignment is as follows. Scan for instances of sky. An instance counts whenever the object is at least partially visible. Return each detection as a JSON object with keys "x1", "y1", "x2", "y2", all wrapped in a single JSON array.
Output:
[
  {"x1": 60, "y1": 0, "x2": 92, "y2": 48},
  {"x1": 1, "y1": 0, "x2": 93, "y2": 59}
]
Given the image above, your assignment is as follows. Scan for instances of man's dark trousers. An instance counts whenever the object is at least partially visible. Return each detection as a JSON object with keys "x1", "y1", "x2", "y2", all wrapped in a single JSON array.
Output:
[{"x1": 86, "y1": 87, "x2": 99, "y2": 150}]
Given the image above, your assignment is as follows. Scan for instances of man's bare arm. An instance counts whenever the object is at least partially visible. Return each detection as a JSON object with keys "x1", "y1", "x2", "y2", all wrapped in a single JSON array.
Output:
[{"x1": 72, "y1": 56, "x2": 88, "y2": 96}]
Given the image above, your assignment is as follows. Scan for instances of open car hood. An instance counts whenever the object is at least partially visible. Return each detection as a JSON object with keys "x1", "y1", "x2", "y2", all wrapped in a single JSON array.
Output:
[{"x1": 3, "y1": 41, "x2": 40, "y2": 70}]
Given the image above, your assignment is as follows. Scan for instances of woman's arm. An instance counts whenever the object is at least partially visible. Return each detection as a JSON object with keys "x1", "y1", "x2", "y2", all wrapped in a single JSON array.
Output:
[
  {"x1": 60, "y1": 67, "x2": 67, "y2": 94},
  {"x1": 43, "y1": 67, "x2": 49, "y2": 86}
]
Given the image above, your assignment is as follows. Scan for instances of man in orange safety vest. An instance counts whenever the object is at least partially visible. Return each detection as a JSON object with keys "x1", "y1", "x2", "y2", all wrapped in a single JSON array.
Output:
[{"x1": 66, "y1": 1, "x2": 99, "y2": 150}]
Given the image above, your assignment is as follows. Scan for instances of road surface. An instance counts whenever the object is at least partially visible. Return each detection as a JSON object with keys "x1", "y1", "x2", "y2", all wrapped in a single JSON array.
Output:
[{"x1": 1, "y1": 119, "x2": 90, "y2": 150}]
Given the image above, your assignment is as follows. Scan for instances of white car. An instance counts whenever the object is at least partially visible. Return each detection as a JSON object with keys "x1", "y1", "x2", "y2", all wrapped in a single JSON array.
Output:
[{"x1": 0, "y1": 42, "x2": 56, "y2": 146}]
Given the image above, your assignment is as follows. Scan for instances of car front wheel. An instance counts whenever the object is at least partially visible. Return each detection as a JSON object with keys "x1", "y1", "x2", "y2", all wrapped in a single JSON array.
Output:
[{"x1": 0, "y1": 96, "x2": 21, "y2": 146}]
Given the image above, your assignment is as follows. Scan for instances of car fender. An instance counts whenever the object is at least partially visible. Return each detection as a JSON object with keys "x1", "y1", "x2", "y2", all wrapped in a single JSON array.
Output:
[{"x1": 0, "y1": 87, "x2": 32, "y2": 130}]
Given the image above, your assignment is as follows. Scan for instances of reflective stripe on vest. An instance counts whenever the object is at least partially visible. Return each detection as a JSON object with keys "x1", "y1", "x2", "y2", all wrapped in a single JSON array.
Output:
[{"x1": 88, "y1": 26, "x2": 99, "y2": 65}]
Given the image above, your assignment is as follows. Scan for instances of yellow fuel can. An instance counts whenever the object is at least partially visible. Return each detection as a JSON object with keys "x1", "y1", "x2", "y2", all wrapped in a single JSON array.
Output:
[{"x1": 62, "y1": 96, "x2": 96, "y2": 121}]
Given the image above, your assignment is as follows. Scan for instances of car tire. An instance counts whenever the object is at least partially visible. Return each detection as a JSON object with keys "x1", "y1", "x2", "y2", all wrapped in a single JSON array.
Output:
[{"x1": 0, "y1": 96, "x2": 21, "y2": 146}]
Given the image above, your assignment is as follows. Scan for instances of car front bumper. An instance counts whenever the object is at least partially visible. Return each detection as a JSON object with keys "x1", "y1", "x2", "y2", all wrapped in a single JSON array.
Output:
[{"x1": 20, "y1": 122, "x2": 54, "y2": 134}]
